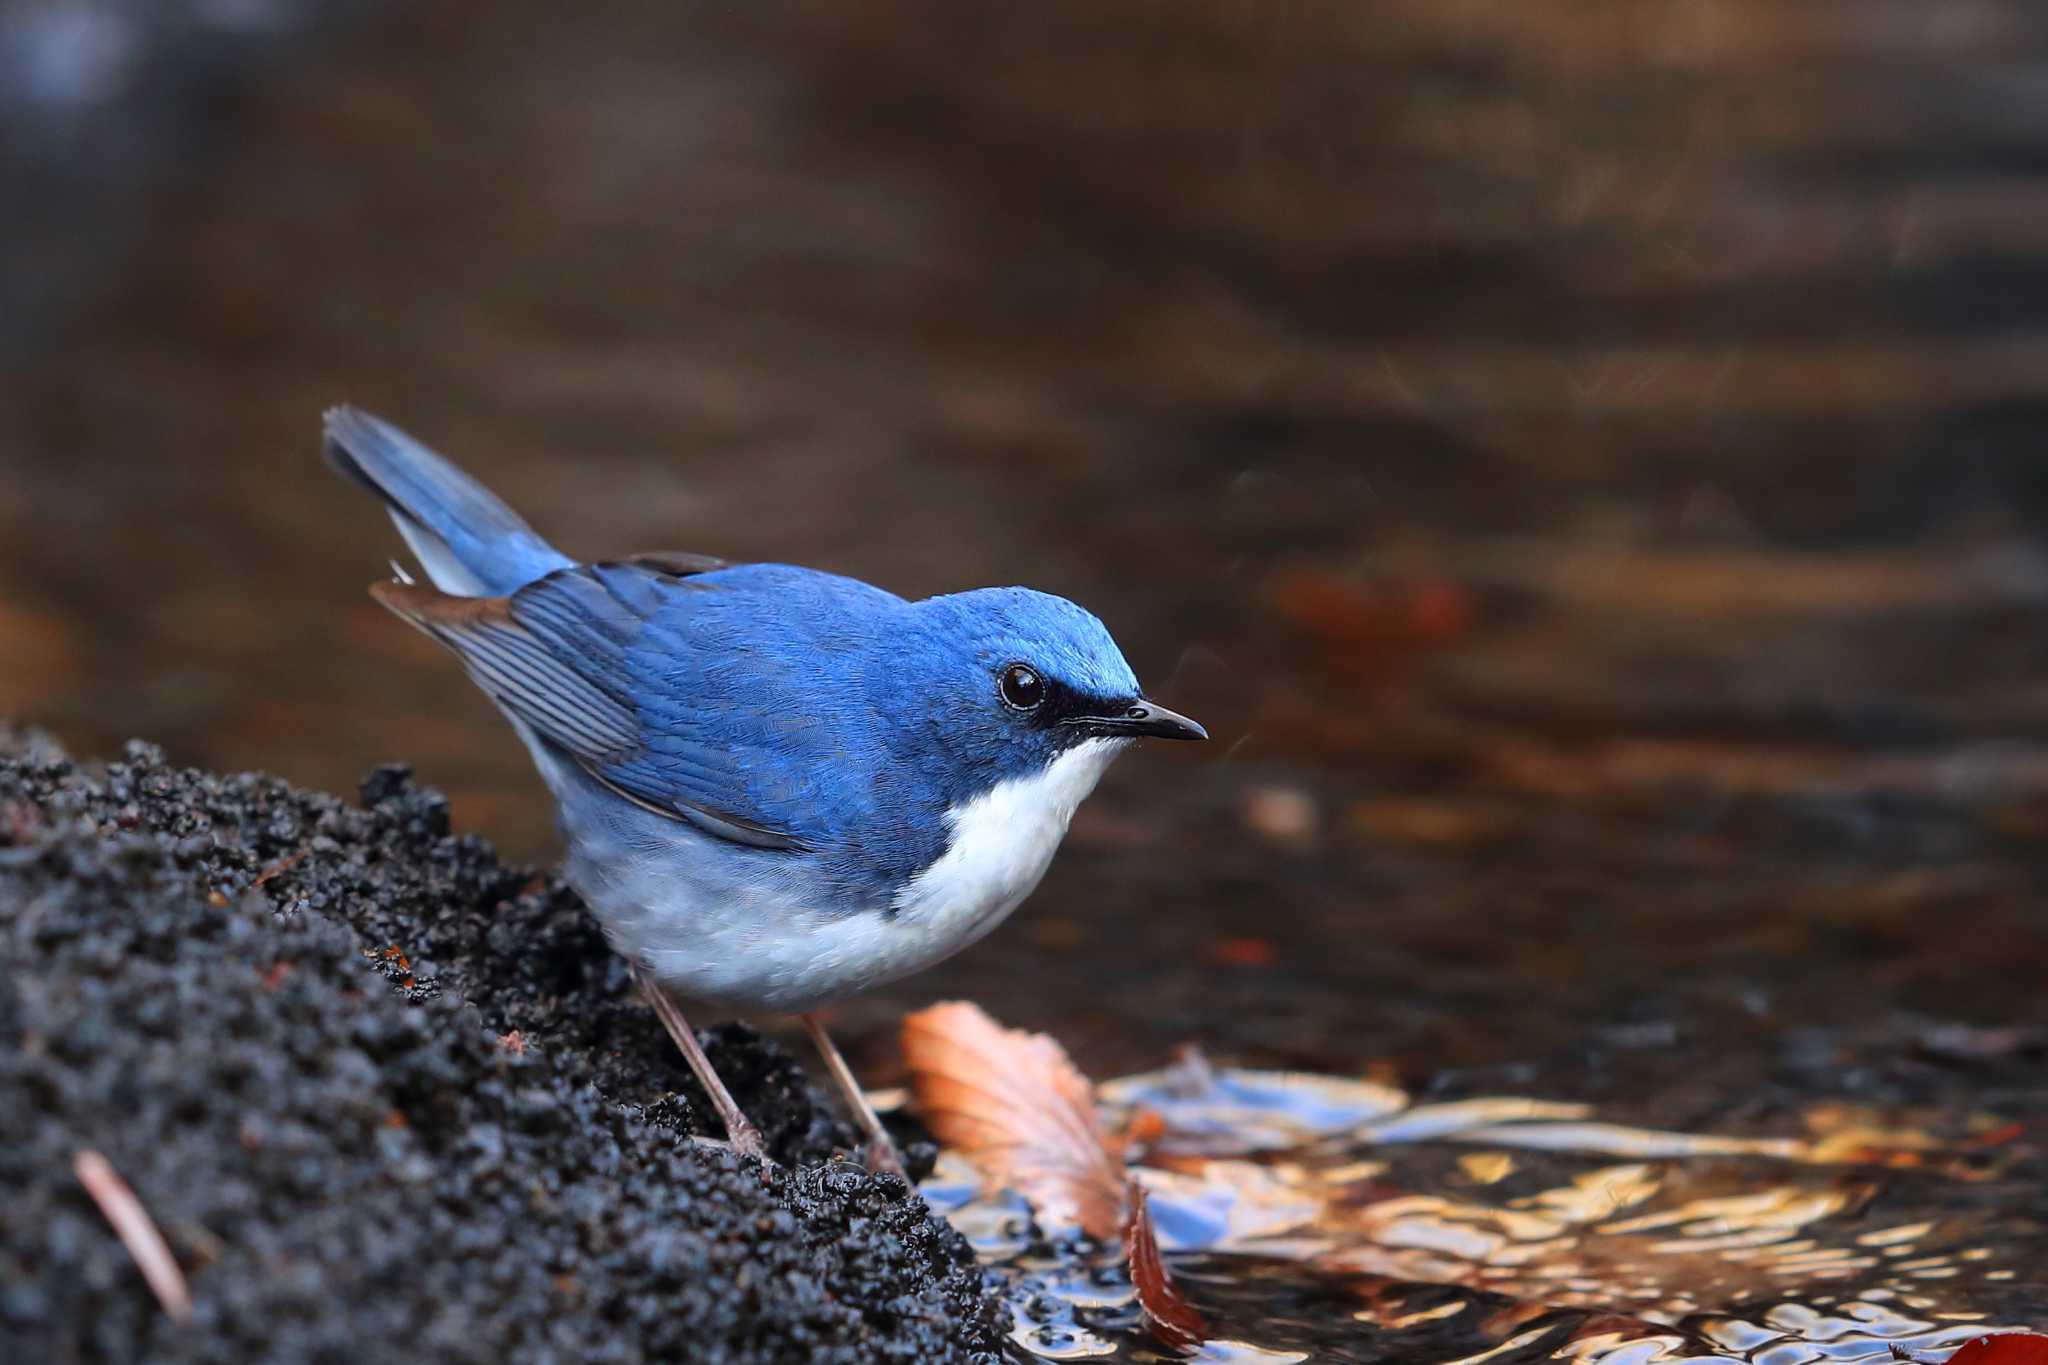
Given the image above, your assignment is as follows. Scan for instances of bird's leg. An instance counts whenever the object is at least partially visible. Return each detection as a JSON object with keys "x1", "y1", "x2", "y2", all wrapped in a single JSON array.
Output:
[
  {"x1": 631, "y1": 963, "x2": 769, "y2": 1161},
  {"x1": 800, "y1": 1012, "x2": 905, "y2": 1178}
]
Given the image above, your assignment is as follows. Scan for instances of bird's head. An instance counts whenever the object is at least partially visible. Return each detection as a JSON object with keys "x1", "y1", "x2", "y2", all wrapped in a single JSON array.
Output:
[{"x1": 905, "y1": 587, "x2": 1207, "y2": 795}]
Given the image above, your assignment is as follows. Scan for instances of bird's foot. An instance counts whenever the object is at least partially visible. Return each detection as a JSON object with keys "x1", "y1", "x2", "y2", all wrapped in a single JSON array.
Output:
[
  {"x1": 629, "y1": 964, "x2": 776, "y2": 1165},
  {"x1": 725, "y1": 1117, "x2": 771, "y2": 1164},
  {"x1": 799, "y1": 1011, "x2": 907, "y2": 1181},
  {"x1": 682, "y1": 1119, "x2": 771, "y2": 1162},
  {"x1": 861, "y1": 1137, "x2": 906, "y2": 1180}
]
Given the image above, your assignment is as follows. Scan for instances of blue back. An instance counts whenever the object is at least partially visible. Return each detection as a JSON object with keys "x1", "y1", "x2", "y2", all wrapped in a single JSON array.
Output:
[
  {"x1": 610, "y1": 563, "x2": 940, "y2": 888},
  {"x1": 500, "y1": 562, "x2": 1140, "y2": 904},
  {"x1": 328, "y1": 407, "x2": 1147, "y2": 904}
]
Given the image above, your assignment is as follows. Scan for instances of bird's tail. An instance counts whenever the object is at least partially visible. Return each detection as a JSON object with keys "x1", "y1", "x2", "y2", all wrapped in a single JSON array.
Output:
[{"x1": 323, "y1": 406, "x2": 573, "y2": 597}]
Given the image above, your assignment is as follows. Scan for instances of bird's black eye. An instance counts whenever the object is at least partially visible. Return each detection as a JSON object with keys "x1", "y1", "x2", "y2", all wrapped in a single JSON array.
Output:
[{"x1": 999, "y1": 663, "x2": 1045, "y2": 711}]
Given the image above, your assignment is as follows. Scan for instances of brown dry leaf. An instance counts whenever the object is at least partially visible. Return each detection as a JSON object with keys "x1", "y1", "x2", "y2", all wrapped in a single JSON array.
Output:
[
  {"x1": 901, "y1": 1001, "x2": 1126, "y2": 1238},
  {"x1": 1124, "y1": 1179, "x2": 1207, "y2": 1354}
]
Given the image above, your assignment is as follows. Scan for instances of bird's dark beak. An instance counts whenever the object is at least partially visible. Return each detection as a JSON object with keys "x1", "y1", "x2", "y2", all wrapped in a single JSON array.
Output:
[{"x1": 1075, "y1": 698, "x2": 1209, "y2": 742}]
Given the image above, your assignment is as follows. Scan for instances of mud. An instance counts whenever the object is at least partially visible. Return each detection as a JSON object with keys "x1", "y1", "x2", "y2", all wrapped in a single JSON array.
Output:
[{"x1": 0, "y1": 732, "x2": 1002, "y2": 1363}]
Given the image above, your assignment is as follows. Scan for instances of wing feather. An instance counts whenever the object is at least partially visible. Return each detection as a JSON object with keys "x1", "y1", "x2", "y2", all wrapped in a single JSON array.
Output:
[
  {"x1": 372, "y1": 584, "x2": 641, "y2": 760},
  {"x1": 369, "y1": 564, "x2": 817, "y2": 852}
]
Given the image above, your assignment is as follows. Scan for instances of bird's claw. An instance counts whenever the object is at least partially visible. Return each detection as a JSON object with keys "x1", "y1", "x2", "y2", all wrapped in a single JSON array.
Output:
[
  {"x1": 683, "y1": 1124, "x2": 773, "y2": 1166},
  {"x1": 862, "y1": 1139, "x2": 906, "y2": 1180},
  {"x1": 727, "y1": 1120, "x2": 771, "y2": 1164}
]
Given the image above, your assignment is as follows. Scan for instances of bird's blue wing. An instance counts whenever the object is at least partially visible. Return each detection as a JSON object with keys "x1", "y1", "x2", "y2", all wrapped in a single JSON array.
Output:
[{"x1": 375, "y1": 558, "x2": 904, "y2": 852}]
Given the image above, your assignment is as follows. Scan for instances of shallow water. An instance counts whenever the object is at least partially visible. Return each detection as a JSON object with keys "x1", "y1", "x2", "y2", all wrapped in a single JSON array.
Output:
[{"x1": 921, "y1": 1062, "x2": 2043, "y2": 1361}]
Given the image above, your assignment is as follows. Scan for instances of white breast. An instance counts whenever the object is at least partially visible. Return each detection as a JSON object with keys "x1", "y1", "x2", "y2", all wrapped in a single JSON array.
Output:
[
  {"x1": 525, "y1": 720, "x2": 1129, "y2": 1013},
  {"x1": 892, "y1": 737, "x2": 1129, "y2": 937}
]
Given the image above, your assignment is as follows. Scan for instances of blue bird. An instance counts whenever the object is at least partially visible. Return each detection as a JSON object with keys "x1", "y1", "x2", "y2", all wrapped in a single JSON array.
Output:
[{"x1": 325, "y1": 407, "x2": 1206, "y2": 1169}]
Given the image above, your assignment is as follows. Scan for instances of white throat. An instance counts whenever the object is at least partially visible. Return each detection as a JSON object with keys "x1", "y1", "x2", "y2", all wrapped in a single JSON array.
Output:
[{"x1": 892, "y1": 738, "x2": 1128, "y2": 937}]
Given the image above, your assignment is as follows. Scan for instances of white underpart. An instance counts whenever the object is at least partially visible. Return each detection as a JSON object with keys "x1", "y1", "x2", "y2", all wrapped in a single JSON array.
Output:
[
  {"x1": 391, "y1": 510, "x2": 486, "y2": 595},
  {"x1": 529, "y1": 730, "x2": 1131, "y2": 1013},
  {"x1": 891, "y1": 736, "x2": 1128, "y2": 933}
]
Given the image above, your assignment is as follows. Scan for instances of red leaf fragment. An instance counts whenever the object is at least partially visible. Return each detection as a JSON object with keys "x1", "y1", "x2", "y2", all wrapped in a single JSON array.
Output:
[
  {"x1": 1201, "y1": 935, "x2": 1277, "y2": 968},
  {"x1": 1895, "y1": 1336, "x2": 2048, "y2": 1365},
  {"x1": 1265, "y1": 570, "x2": 1474, "y2": 665},
  {"x1": 251, "y1": 846, "x2": 308, "y2": 889},
  {"x1": 1124, "y1": 1179, "x2": 1207, "y2": 1353},
  {"x1": 2, "y1": 798, "x2": 40, "y2": 840},
  {"x1": 1943, "y1": 1335, "x2": 2048, "y2": 1365},
  {"x1": 901, "y1": 1002, "x2": 1126, "y2": 1238}
]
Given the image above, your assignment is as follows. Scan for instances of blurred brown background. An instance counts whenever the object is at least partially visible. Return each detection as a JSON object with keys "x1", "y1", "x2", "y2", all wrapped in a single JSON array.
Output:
[{"x1": 5, "y1": 0, "x2": 2047, "y2": 1077}]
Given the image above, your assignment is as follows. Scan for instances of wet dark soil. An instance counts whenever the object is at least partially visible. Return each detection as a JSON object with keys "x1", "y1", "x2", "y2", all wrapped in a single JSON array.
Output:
[{"x1": 0, "y1": 732, "x2": 1003, "y2": 1364}]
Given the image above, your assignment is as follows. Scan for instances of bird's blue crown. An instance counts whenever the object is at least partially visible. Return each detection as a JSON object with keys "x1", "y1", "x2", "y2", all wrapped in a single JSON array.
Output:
[{"x1": 886, "y1": 585, "x2": 1145, "y2": 796}]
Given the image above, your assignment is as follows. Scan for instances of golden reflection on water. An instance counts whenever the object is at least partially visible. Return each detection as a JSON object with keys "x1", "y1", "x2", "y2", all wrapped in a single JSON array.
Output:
[{"x1": 919, "y1": 1061, "x2": 2037, "y2": 1363}]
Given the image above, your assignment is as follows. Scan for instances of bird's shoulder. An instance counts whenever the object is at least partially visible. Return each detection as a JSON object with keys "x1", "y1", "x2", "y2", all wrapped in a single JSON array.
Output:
[
  {"x1": 383, "y1": 551, "x2": 964, "y2": 867},
  {"x1": 631, "y1": 560, "x2": 909, "y2": 651},
  {"x1": 519, "y1": 556, "x2": 948, "y2": 857}
]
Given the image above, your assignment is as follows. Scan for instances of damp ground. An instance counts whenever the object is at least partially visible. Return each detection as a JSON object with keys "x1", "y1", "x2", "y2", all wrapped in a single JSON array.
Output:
[{"x1": 0, "y1": 733, "x2": 1004, "y2": 1363}]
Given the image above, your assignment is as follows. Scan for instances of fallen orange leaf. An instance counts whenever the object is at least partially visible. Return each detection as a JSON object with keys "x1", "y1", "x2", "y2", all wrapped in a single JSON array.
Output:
[
  {"x1": 901, "y1": 1002, "x2": 1126, "y2": 1239},
  {"x1": 1125, "y1": 1179, "x2": 1207, "y2": 1353}
]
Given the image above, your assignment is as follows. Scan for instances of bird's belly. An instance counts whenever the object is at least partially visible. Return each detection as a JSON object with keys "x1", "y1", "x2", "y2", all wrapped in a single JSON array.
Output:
[
  {"x1": 566, "y1": 825, "x2": 1056, "y2": 1015},
  {"x1": 543, "y1": 781, "x2": 891, "y2": 1013},
  {"x1": 526, "y1": 728, "x2": 1124, "y2": 1013}
]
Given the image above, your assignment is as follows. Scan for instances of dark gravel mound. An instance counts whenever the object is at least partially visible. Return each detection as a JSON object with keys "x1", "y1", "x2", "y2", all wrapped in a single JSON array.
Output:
[{"x1": 0, "y1": 735, "x2": 1006, "y2": 1364}]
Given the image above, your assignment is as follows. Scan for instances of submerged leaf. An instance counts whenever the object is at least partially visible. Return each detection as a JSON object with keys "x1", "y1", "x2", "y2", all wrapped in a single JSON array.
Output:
[
  {"x1": 1098, "y1": 1054, "x2": 1409, "y2": 1154},
  {"x1": 1125, "y1": 1179, "x2": 1208, "y2": 1354},
  {"x1": 901, "y1": 1001, "x2": 1126, "y2": 1238}
]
